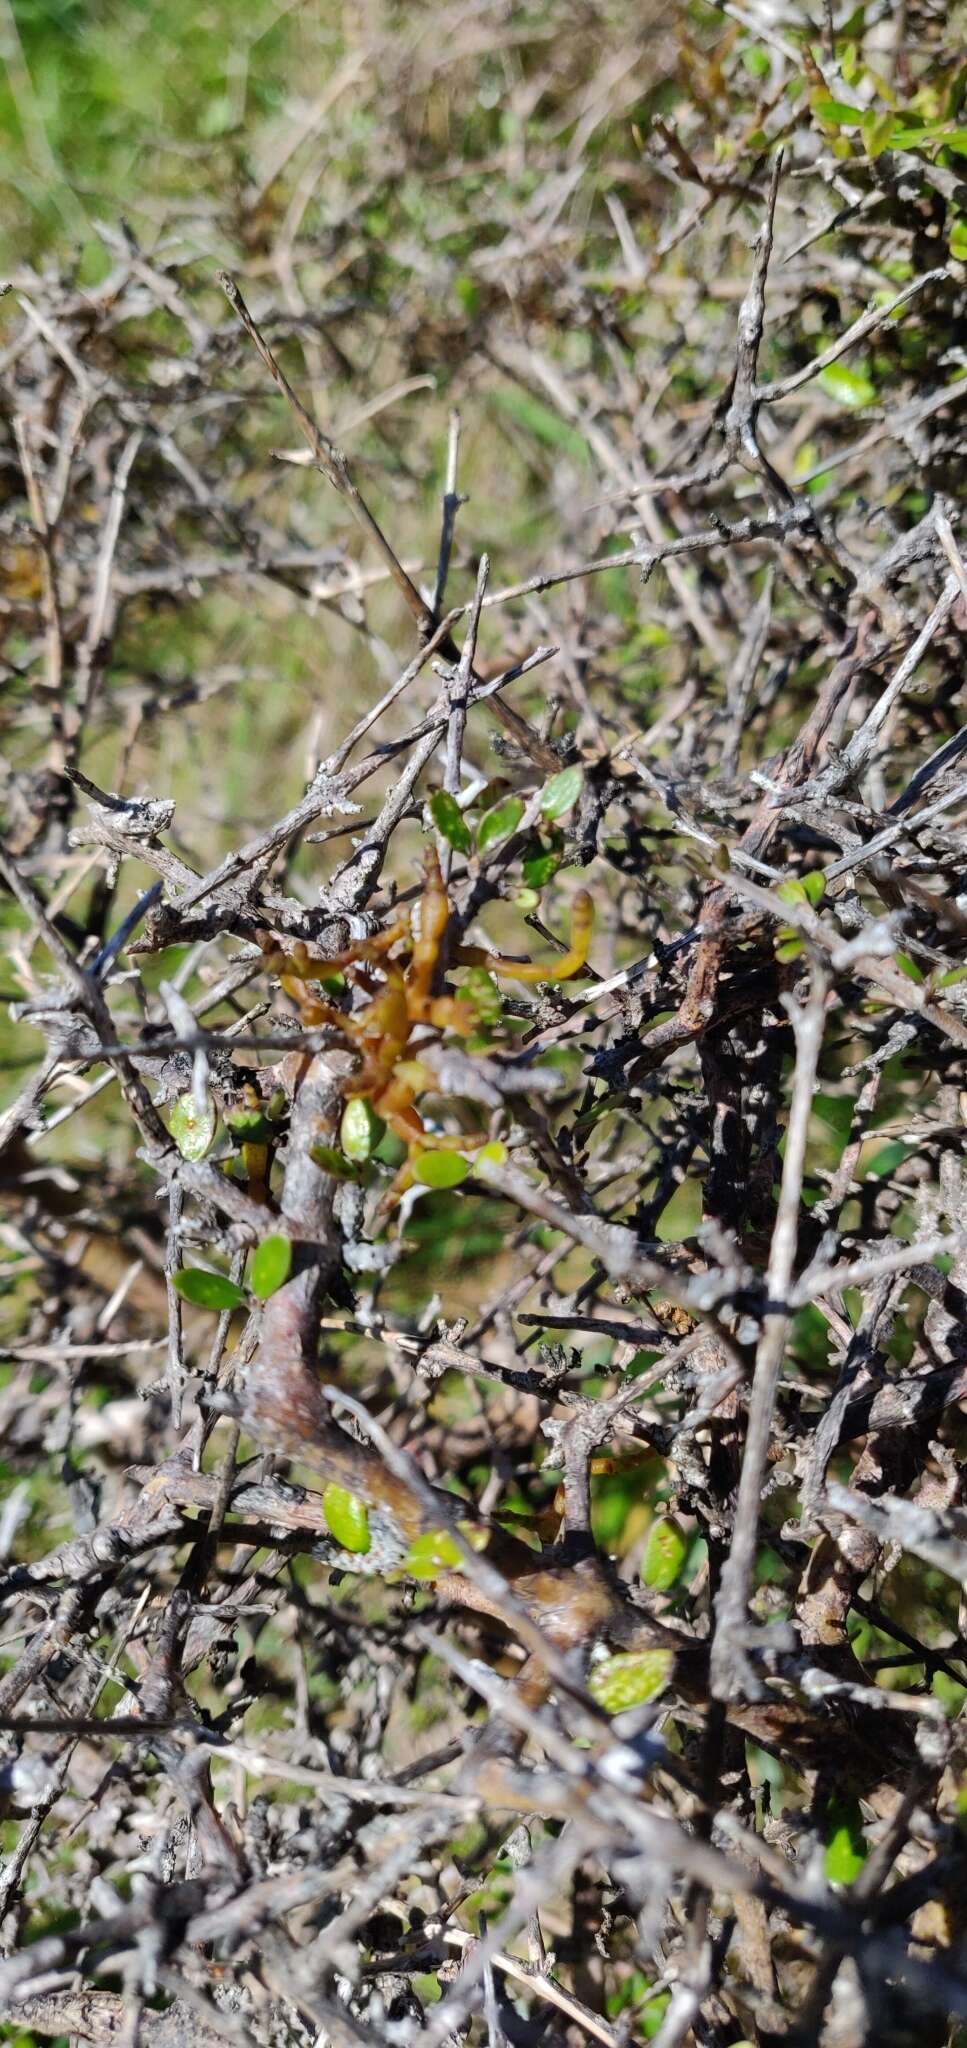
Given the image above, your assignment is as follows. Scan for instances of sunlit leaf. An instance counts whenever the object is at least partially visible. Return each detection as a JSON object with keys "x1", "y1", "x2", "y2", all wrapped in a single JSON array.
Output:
[
  {"x1": 322, "y1": 1483, "x2": 370, "y2": 1554},
  {"x1": 642, "y1": 1515, "x2": 688, "y2": 1591},
  {"x1": 824, "y1": 1797, "x2": 867, "y2": 1884},
  {"x1": 817, "y1": 362, "x2": 876, "y2": 408},
  {"x1": 477, "y1": 795, "x2": 524, "y2": 852},
  {"x1": 249, "y1": 1234, "x2": 292, "y2": 1300},
  {"x1": 341, "y1": 1097, "x2": 387, "y2": 1161},
  {"x1": 539, "y1": 765, "x2": 583, "y2": 818},
  {"x1": 413, "y1": 1148, "x2": 471, "y2": 1189},
  {"x1": 429, "y1": 789, "x2": 472, "y2": 853},
  {"x1": 169, "y1": 1090, "x2": 217, "y2": 1161},
  {"x1": 172, "y1": 1268, "x2": 245, "y2": 1312},
  {"x1": 588, "y1": 1649, "x2": 673, "y2": 1713}
]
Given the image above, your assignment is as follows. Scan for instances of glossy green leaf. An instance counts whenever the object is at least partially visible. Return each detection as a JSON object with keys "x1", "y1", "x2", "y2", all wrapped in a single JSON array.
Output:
[
  {"x1": 588, "y1": 1649, "x2": 673, "y2": 1713},
  {"x1": 824, "y1": 1797, "x2": 867, "y2": 1884},
  {"x1": 429, "y1": 790, "x2": 472, "y2": 853},
  {"x1": 250, "y1": 1233, "x2": 292, "y2": 1300},
  {"x1": 817, "y1": 362, "x2": 876, "y2": 408},
  {"x1": 895, "y1": 950, "x2": 924, "y2": 982},
  {"x1": 862, "y1": 108, "x2": 896, "y2": 157},
  {"x1": 402, "y1": 1521, "x2": 488, "y2": 1580},
  {"x1": 413, "y1": 1148, "x2": 471, "y2": 1189},
  {"x1": 172, "y1": 1267, "x2": 245, "y2": 1312},
  {"x1": 522, "y1": 845, "x2": 562, "y2": 888},
  {"x1": 322, "y1": 1483, "x2": 371, "y2": 1554},
  {"x1": 225, "y1": 1104, "x2": 274, "y2": 1143},
  {"x1": 642, "y1": 1515, "x2": 688, "y2": 1591},
  {"x1": 477, "y1": 795, "x2": 524, "y2": 852},
  {"x1": 310, "y1": 1142, "x2": 362, "y2": 1181},
  {"x1": 539, "y1": 765, "x2": 583, "y2": 819},
  {"x1": 169, "y1": 1090, "x2": 217, "y2": 1161},
  {"x1": 462, "y1": 965, "x2": 502, "y2": 1028},
  {"x1": 777, "y1": 871, "x2": 825, "y2": 907},
  {"x1": 340, "y1": 1096, "x2": 387, "y2": 1162},
  {"x1": 811, "y1": 95, "x2": 863, "y2": 126}
]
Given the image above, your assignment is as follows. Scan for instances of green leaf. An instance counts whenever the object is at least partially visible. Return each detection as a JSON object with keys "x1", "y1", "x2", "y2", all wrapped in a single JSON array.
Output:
[
  {"x1": 169, "y1": 1090, "x2": 217, "y2": 1161},
  {"x1": 477, "y1": 795, "x2": 524, "y2": 853},
  {"x1": 539, "y1": 765, "x2": 583, "y2": 819},
  {"x1": 462, "y1": 965, "x2": 502, "y2": 1028},
  {"x1": 811, "y1": 95, "x2": 864, "y2": 126},
  {"x1": 824, "y1": 1797, "x2": 867, "y2": 1884},
  {"x1": 402, "y1": 1521, "x2": 488, "y2": 1580},
  {"x1": 777, "y1": 871, "x2": 824, "y2": 906},
  {"x1": 172, "y1": 1267, "x2": 245, "y2": 1312},
  {"x1": 225, "y1": 1104, "x2": 273, "y2": 1144},
  {"x1": 588, "y1": 1649, "x2": 673, "y2": 1713},
  {"x1": 250, "y1": 1234, "x2": 292, "y2": 1300},
  {"x1": 322, "y1": 1483, "x2": 370, "y2": 1554},
  {"x1": 310, "y1": 1142, "x2": 362, "y2": 1181},
  {"x1": 340, "y1": 1096, "x2": 387, "y2": 1162},
  {"x1": 862, "y1": 108, "x2": 896, "y2": 157},
  {"x1": 429, "y1": 789, "x2": 472, "y2": 853},
  {"x1": 741, "y1": 44, "x2": 770, "y2": 78},
  {"x1": 522, "y1": 847, "x2": 561, "y2": 889},
  {"x1": 413, "y1": 1148, "x2": 471, "y2": 1189},
  {"x1": 491, "y1": 387, "x2": 589, "y2": 460},
  {"x1": 817, "y1": 361, "x2": 876, "y2": 407},
  {"x1": 895, "y1": 950, "x2": 924, "y2": 982},
  {"x1": 775, "y1": 931, "x2": 805, "y2": 961},
  {"x1": 951, "y1": 218, "x2": 967, "y2": 261},
  {"x1": 642, "y1": 1515, "x2": 688, "y2": 1591}
]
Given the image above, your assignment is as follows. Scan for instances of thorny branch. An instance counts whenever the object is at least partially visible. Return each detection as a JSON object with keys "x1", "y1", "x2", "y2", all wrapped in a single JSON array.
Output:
[{"x1": 3, "y1": 8, "x2": 967, "y2": 2046}]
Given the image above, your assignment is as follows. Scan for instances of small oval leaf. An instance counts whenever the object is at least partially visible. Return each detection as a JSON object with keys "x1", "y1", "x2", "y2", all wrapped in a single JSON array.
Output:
[
  {"x1": 310, "y1": 1142, "x2": 362, "y2": 1181},
  {"x1": 824, "y1": 1797, "x2": 867, "y2": 1884},
  {"x1": 477, "y1": 795, "x2": 524, "y2": 853},
  {"x1": 429, "y1": 789, "x2": 472, "y2": 853},
  {"x1": 169, "y1": 1091, "x2": 217, "y2": 1161},
  {"x1": 412, "y1": 1148, "x2": 471, "y2": 1189},
  {"x1": 462, "y1": 965, "x2": 502, "y2": 1028},
  {"x1": 642, "y1": 1515, "x2": 688, "y2": 1592},
  {"x1": 539, "y1": 765, "x2": 583, "y2": 819},
  {"x1": 250, "y1": 1233, "x2": 292, "y2": 1300},
  {"x1": 588, "y1": 1649, "x2": 673, "y2": 1713},
  {"x1": 402, "y1": 1521, "x2": 488, "y2": 1580},
  {"x1": 322, "y1": 1483, "x2": 371, "y2": 1554},
  {"x1": 816, "y1": 361, "x2": 876, "y2": 408},
  {"x1": 522, "y1": 846, "x2": 562, "y2": 888},
  {"x1": 172, "y1": 1268, "x2": 245, "y2": 1312},
  {"x1": 226, "y1": 1105, "x2": 273, "y2": 1143},
  {"x1": 340, "y1": 1096, "x2": 387, "y2": 1162}
]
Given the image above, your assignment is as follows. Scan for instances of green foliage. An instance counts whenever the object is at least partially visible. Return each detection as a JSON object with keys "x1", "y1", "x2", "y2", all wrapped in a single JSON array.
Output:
[
  {"x1": 340, "y1": 1098, "x2": 387, "y2": 1163},
  {"x1": 412, "y1": 1148, "x2": 471, "y2": 1189},
  {"x1": 322, "y1": 1483, "x2": 371, "y2": 1554},
  {"x1": 642, "y1": 1515, "x2": 688, "y2": 1591},
  {"x1": 249, "y1": 1234, "x2": 292, "y2": 1300},
  {"x1": 539, "y1": 765, "x2": 583, "y2": 819},
  {"x1": 823, "y1": 1797, "x2": 868, "y2": 1884},
  {"x1": 171, "y1": 1267, "x2": 244, "y2": 1311},
  {"x1": 429, "y1": 790, "x2": 472, "y2": 853},
  {"x1": 589, "y1": 1649, "x2": 673, "y2": 1712},
  {"x1": 476, "y1": 794, "x2": 524, "y2": 851},
  {"x1": 168, "y1": 1090, "x2": 217, "y2": 1160}
]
